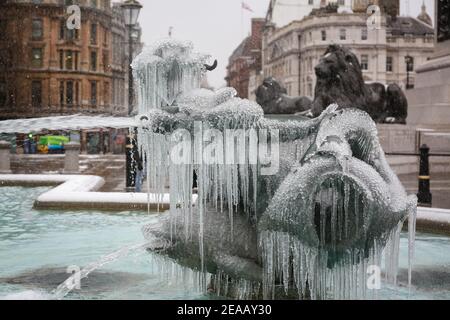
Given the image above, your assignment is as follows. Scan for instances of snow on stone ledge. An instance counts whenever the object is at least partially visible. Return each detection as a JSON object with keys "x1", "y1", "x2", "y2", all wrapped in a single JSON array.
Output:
[
  {"x1": 0, "y1": 174, "x2": 196, "y2": 211},
  {"x1": 416, "y1": 207, "x2": 450, "y2": 235}
]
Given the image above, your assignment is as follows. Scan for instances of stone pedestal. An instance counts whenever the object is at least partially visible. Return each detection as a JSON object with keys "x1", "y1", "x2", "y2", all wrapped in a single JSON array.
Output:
[
  {"x1": 406, "y1": 52, "x2": 450, "y2": 127},
  {"x1": 406, "y1": 1, "x2": 450, "y2": 128},
  {"x1": 0, "y1": 141, "x2": 12, "y2": 174},
  {"x1": 377, "y1": 124, "x2": 418, "y2": 153},
  {"x1": 64, "y1": 142, "x2": 80, "y2": 174}
]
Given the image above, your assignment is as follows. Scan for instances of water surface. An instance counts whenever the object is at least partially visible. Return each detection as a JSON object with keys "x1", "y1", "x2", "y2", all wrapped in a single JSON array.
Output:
[{"x1": 0, "y1": 187, "x2": 448, "y2": 300}]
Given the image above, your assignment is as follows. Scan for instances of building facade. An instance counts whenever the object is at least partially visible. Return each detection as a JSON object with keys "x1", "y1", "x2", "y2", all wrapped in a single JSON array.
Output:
[
  {"x1": 261, "y1": 5, "x2": 434, "y2": 99},
  {"x1": 266, "y1": 0, "x2": 354, "y2": 29},
  {"x1": 0, "y1": 0, "x2": 141, "y2": 120},
  {"x1": 225, "y1": 18, "x2": 265, "y2": 99}
]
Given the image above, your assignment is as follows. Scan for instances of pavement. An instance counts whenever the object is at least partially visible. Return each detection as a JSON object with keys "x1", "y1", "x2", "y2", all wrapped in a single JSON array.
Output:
[
  {"x1": 8, "y1": 154, "x2": 450, "y2": 209},
  {"x1": 10, "y1": 154, "x2": 126, "y2": 193}
]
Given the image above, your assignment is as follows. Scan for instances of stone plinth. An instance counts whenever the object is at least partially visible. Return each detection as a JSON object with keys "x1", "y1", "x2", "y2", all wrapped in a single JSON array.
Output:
[
  {"x1": 406, "y1": 53, "x2": 450, "y2": 127},
  {"x1": 406, "y1": 21, "x2": 450, "y2": 127},
  {"x1": 377, "y1": 124, "x2": 417, "y2": 153},
  {"x1": 64, "y1": 142, "x2": 80, "y2": 174},
  {"x1": 0, "y1": 141, "x2": 12, "y2": 174}
]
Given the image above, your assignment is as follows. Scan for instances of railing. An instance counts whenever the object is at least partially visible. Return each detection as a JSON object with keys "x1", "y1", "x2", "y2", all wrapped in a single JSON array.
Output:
[{"x1": 386, "y1": 145, "x2": 450, "y2": 207}]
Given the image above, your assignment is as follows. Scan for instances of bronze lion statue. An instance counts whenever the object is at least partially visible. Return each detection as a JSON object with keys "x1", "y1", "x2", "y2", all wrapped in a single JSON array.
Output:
[
  {"x1": 310, "y1": 45, "x2": 407, "y2": 124},
  {"x1": 256, "y1": 77, "x2": 312, "y2": 114}
]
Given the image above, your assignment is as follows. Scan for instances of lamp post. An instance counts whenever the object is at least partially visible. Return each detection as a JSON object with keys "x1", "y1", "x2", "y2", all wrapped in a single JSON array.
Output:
[
  {"x1": 405, "y1": 55, "x2": 413, "y2": 90},
  {"x1": 121, "y1": 0, "x2": 142, "y2": 191}
]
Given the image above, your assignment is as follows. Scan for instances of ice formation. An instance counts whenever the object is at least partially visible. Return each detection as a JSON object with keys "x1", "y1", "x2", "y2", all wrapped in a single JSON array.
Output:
[
  {"x1": 134, "y1": 40, "x2": 418, "y2": 299},
  {"x1": 0, "y1": 39, "x2": 418, "y2": 300}
]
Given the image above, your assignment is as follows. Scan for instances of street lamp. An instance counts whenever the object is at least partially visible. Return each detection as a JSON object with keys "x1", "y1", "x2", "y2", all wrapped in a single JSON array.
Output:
[
  {"x1": 121, "y1": 0, "x2": 142, "y2": 192},
  {"x1": 121, "y1": 0, "x2": 142, "y2": 115},
  {"x1": 405, "y1": 55, "x2": 413, "y2": 90},
  {"x1": 121, "y1": 0, "x2": 142, "y2": 27}
]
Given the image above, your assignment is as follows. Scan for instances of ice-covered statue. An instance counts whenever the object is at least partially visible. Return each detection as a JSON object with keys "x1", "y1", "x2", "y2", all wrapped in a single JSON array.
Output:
[
  {"x1": 0, "y1": 39, "x2": 417, "y2": 300},
  {"x1": 132, "y1": 40, "x2": 417, "y2": 299}
]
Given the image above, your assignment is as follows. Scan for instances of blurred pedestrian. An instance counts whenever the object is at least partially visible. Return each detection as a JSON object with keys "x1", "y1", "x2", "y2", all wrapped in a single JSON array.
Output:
[{"x1": 135, "y1": 150, "x2": 145, "y2": 192}]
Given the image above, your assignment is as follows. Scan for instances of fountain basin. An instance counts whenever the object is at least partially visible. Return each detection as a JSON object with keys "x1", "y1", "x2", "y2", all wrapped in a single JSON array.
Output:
[
  {"x1": 0, "y1": 174, "x2": 197, "y2": 211},
  {"x1": 0, "y1": 186, "x2": 449, "y2": 300}
]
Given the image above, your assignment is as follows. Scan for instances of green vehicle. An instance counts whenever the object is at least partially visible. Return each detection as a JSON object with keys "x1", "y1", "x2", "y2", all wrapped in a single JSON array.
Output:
[{"x1": 38, "y1": 135, "x2": 70, "y2": 154}]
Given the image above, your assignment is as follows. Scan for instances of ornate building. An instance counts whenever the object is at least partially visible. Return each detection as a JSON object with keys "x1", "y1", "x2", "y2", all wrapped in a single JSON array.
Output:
[
  {"x1": 0, "y1": 0, "x2": 141, "y2": 120},
  {"x1": 352, "y1": 0, "x2": 399, "y2": 16},
  {"x1": 225, "y1": 18, "x2": 265, "y2": 99},
  {"x1": 259, "y1": 5, "x2": 434, "y2": 99},
  {"x1": 265, "y1": 0, "x2": 353, "y2": 29},
  {"x1": 417, "y1": 1, "x2": 432, "y2": 26}
]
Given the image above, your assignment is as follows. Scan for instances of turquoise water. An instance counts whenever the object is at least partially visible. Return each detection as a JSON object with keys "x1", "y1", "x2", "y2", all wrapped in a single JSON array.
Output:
[
  {"x1": 0, "y1": 187, "x2": 204, "y2": 300},
  {"x1": 0, "y1": 186, "x2": 449, "y2": 300}
]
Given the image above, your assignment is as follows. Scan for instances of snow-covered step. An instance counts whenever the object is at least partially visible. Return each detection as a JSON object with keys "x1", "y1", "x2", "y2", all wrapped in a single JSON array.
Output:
[
  {"x1": 416, "y1": 206, "x2": 450, "y2": 235},
  {"x1": 0, "y1": 174, "x2": 196, "y2": 211}
]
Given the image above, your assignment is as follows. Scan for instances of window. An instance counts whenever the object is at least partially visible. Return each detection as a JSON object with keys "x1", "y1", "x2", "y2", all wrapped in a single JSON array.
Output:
[
  {"x1": 361, "y1": 28, "x2": 368, "y2": 40},
  {"x1": 31, "y1": 48, "x2": 43, "y2": 67},
  {"x1": 31, "y1": 80, "x2": 42, "y2": 108},
  {"x1": 75, "y1": 81, "x2": 79, "y2": 105},
  {"x1": 338, "y1": 0, "x2": 345, "y2": 5},
  {"x1": 103, "y1": 29, "x2": 108, "y2": 45},
  {"x1": 308, "y1": 0, "x2": 313, "y2": 4},
  {"x1": 74, "y1": 52, "x2": 78, "y2": 70},
  {"x1": 60, "y1": 19, "x2": 78, "y2": 40},
  {"x1": 90, "y1": 81, "x2": 97, "y2": 105},
  {"x1": 340, "y1": 29, "x2": 346, "y2": 40},
  {"x1": 0, "y1": 20, "x2": 6, "y2": 40},
  {"x1": 321, "y1": 30, "x2": 326, "y2": 41},
  {"x1": 104, "y1": 82, "x2": 109, "y2": 105},
  {"x1": 102, "y1": 51, "x2": 109, "y2": 72},
  {"x1": 361, "y1": 55, "x2": 369, "y2": 70},
  {"x1": 65, "y1": 50, "x2": 73, "y2": 70},
  {"x1": 0, "y1": 81, "x2": 6, "y2": 106},
  {"x1": 67, "y1": 28, "x2": 77, "y2": 40},
  {"x1": 65, "y1": 0, "x2": 74, "y2": 5},
  {"x1": 90, "y1": 51, "x2": 97, "y2": 71},
  {"x1": 57, "y1": 51, "x2": 62, "y2": 69},
  {"x1": 59, "y1": 81, "x2": 64, "y2": 105},
  {"x1": 59, "y1": 20, "x2": 65, "y2": 40},
  {"x1": 386, "y1": 56, "x2": 393, "y2": 72},
  {"x1": 91, "y1": 0, "x2": 98, "y2": 8},
  {"x1": 32, "y1": 19, "x2": 43, "y2": 40},
  {"x1": 59, "y1": 50, "x2": 78, "y2": 70},
  {"x1": 66, "y1": 80, "x2": 73, "y2": 105},
  {"x1": 90, "y1": 23, "x2": 97, "y2": 44},
  {"x1": 32, "y1": 0, "x2": 42, "y2": 4},
  {"x1": 406, "y1": 57, "x2": 414, "y2": 72}
]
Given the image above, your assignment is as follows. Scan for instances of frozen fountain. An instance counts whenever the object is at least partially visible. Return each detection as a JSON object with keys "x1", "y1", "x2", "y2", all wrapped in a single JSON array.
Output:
[
  {"x1": 0, "y1": 39, "x2": 417, "y2": 300},
  {"x1": 132, "y1": 40, "x2": 418, "y2": 299}
]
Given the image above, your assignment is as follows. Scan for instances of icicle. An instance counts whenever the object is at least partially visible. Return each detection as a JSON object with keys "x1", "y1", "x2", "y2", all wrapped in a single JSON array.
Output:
[{"x1": 408, "y1": 203, "x2": 417, "y2": 290}]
